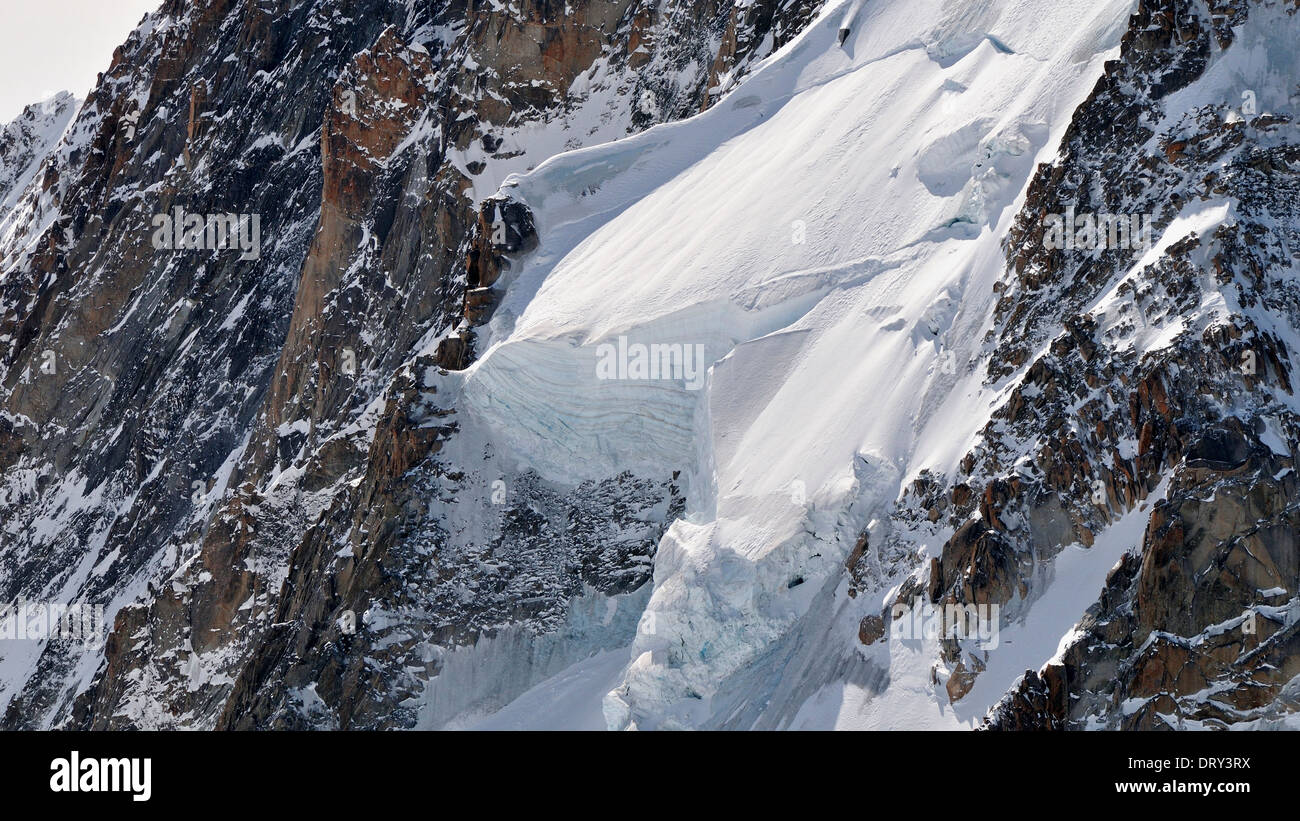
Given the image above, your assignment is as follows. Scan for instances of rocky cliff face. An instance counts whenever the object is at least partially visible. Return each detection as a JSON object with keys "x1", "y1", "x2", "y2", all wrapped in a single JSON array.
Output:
[
  {"x1": 1, "y1": 0, "x2": 1297, "y2": 732},
  {"x1": 0, "y1": 0, "x2": 821, "y2": 729},
  {"x1": 0, "y1": 93, "x2": 79, "y2": 210},
  {"x1": 893, "y1": 0, "x2": 1300, "y2": 728}
]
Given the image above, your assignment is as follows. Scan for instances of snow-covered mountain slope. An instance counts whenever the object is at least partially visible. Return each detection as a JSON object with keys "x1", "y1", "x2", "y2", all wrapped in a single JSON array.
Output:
[
  {"x1": 1, "y1": 0, "x2": 1296, "y2": 731},
  {"x1": 983, "y1": 0, "x2": 1300, "y2": 730},
  {"x1": 0, "y1": 0, "x2": 828, "y2": 729},
  {"x1": 0, "y1": 93, "x2": 78, "y2": 212},
  {"x1": 446, "y1": 0, "x2": 1300, "y2": 730},
  {"x1": 444, "y1": 0, "x2": 1139, "y2": 729}
]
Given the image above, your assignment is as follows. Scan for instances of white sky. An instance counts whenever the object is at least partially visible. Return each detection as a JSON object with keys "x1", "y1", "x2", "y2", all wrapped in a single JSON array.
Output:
[{"x1": 0, "y1": 0, "x2": 161, "y2": 123}]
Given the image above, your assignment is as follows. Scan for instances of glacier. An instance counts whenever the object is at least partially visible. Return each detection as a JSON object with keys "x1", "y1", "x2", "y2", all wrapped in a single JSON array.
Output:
[{"x1": 436, "y1": 0, "x2": 1142, "y2": 729}]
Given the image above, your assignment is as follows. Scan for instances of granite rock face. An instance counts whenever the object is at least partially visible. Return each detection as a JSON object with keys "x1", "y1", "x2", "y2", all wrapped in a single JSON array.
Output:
[
  {"x1": 937, "y1": 0, "x2": 1300, "y2": 728},
  {"x1": 833, "y1": 0, "x2": 1300, "y2": 731},
  {"x1": 2, "y1": 0, "x2": 1298, "y2": 731},
  {"x1": 0, "y1": 0, "x2": 821, "y2": 729},
  {"x1": 0, "y1": 93, "x2": 79, "y2": 209}
]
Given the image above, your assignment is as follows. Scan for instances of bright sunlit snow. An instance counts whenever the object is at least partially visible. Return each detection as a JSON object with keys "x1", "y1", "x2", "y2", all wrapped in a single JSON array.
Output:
[{"x1": 431, "y1": 0, "x2": 1144, "y2": 728}]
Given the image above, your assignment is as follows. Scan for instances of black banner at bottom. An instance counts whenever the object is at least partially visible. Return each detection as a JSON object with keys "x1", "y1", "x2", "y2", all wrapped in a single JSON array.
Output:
[{"x1": 0, "y1": 730, "x2": 1289, "y2": 810}]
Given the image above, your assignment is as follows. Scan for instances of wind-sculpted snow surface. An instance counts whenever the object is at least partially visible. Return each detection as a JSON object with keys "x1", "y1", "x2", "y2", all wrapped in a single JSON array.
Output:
[{"x1": 455, "y1": 0, "x2": 1142, "y2": 728}]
